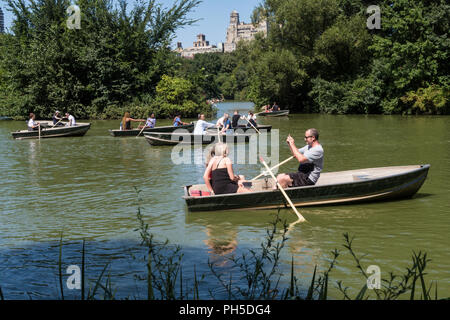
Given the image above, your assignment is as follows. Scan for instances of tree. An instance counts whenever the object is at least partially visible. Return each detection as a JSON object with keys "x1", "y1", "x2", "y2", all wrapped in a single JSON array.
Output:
[{"x1": 0, "y1": 0, "x2": 205, "y2": 119}]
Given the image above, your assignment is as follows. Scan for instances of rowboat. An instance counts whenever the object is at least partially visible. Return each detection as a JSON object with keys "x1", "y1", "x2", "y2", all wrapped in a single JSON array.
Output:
[
  {"x1": 0, "y1": 116, "x2": 13, "y2": 120},
  {"x1": 11, "y1": 121, "x2": 91, "y2": 139},
  {"x1": 256, "y1": 110, "x2": 289, "y2": 117},
  {"x1": 206, "y1": 125, "x2": 272, "y2": 133},
  {"x1": 183, "y1": 164, "x2": 430, "y2": 211},
  {"x1": 108, "y1": 123, "x2": 194, "y2": 137},
  {"x1": 144, "y1": 132, "x2": 255, "y2": 146}
]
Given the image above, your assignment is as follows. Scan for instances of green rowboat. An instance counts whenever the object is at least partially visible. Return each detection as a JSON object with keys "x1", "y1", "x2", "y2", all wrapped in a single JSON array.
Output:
[{"x1": 183, "y1": 164, "x2": 430, "y2": 211}]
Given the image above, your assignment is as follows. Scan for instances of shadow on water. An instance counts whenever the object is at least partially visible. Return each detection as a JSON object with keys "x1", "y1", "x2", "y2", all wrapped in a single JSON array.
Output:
[{"x1": 0, "y1": 238, "x2": 256, "y2": 300}]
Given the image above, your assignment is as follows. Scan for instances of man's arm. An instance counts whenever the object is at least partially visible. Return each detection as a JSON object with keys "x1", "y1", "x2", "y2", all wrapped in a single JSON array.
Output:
[{"x1": 287, "y1": 136, "x2": 309, "y2": 163}]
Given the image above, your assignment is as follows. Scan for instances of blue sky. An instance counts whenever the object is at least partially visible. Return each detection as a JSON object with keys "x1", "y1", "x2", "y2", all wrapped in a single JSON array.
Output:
[{"x1": 1, "y1": 0, "x2": 262, "y2": 48}]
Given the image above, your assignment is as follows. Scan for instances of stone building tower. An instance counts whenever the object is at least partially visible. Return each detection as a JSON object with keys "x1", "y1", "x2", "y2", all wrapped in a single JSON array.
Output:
[
  {"x1": 224, "y1": 10, "x2": 267, "y2": 53},
  {"x1": 225, "y1": 11, "x2": 239, "y2": 53}
]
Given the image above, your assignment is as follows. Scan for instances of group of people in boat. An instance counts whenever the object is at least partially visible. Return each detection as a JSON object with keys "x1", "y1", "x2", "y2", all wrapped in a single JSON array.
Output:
[
  {"x1": 202, "y1": 128, "x2": 324, "y2": 195},
  {"x1": 27, "y1": 111, "x2": 76, "y2": 131},
  {"x1": 193, "y1": 110, "x2": 258, "y2": 135},
  {"x1": 120, "y1": 112, "x2": 191, "y2": 131},
  {"x1": 118, "y1": 110, "x2": 259, "y2": 134},
  {"x1": 262, "y1": 102, "x2": 280, "y2": 113}
]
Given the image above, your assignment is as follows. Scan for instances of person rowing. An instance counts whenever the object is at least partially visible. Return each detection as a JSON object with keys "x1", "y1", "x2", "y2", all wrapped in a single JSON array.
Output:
[
  {"x1": 138, "y1": 113, "x2": 156, "y2": 129},
  {"x1": 52, "y1": 110, "x2": 65, "y2": 127},
  {"x1": 275, "y1": 128, "x2": 324, "y2": 189},
  {"x1": 243, "y1": 112, "x2": 257, "y2": 128},
  {"x1": 173, "y1": 114, "x2": 189, "y2": 127},
  {"x1": 27, "y1": 113, "x2": 40, "y2": 131},
  {"x1": 194, "y1": 114, "x2": 216, "y2": 135}
]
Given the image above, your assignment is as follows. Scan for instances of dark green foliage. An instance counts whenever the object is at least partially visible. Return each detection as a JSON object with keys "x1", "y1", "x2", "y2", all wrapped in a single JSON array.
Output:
[
  {"x1": 0, "y1": 0, "x2": 211, "y2": 119},
  {"x1": 203, "y1": 0, "x2": 449, "y2": 114}
]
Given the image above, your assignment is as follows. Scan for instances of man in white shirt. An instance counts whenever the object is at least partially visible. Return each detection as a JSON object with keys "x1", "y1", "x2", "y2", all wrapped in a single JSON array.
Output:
[
  {"x1": 276, "y1": 128, "x2": 324, "y2": 188},
  {"x1": 194, "y1": 114, "x2": 215, "y2": 135},
  {"x1": 65, "y1": 113, "x2": 76, "y2": 126}
]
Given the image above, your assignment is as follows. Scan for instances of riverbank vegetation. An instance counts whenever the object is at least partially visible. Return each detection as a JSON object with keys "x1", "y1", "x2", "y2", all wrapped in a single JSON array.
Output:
[{"x1": 0, "y1": 0, "x2": 448, "y2": 119}]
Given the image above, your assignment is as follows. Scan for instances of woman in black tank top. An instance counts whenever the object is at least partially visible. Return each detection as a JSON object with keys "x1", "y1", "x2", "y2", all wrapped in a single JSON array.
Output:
[
  {"x1": 203, "y1": 143, "x2": 251, "y2": 195},
  {"x1": 210, "y1": 158, "x2": 239, "y2": 194}
]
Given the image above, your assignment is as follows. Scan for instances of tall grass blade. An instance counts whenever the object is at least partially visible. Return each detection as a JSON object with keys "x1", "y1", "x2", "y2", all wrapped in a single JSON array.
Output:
[
  {"x1": 179, "y1": 265, "x2": 183, "y2": 300},
  {"x1": 289, "y1": 256, "x2": 295, "y2": 298},
  {"x1": 147, "y1": 247, "x2": 154, "y2": 300},
  {"x1": 88, "y1": 263, "x2": 109, "y2": 300},
  {"x1": 355, "y1": 284, "x2": 367, "y2": 300},
  {"x1": 58, "y1": 233, "x2": 64, "y2": 300},
  {"x1": 306, "y1": 265, "x2": 317, "y2": 300},
  {"x1": 81, "y1": 240, "x2": 85, "y2": 301}
]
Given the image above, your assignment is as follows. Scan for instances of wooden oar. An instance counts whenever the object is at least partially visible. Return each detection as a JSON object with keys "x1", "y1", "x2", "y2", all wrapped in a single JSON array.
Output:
[
  {"x1": 252, "y1": 156, "x2": 294, "y2": 180},
  {"x1": 243, "y1": 116, "x2": 261, "y2": 134},
  {"x1": 38, "y1": 123, "x2": 41, "y2": 140},
  {"x1": 136, "y1": 124, "x2": 147, "y2": 138},
  {"x1": 259, "y1": 155, "x2": 306, "y2": 222},
  {"x1": 51, "y1": 118, "x2": 63, "y2": 128},
  {"x1": 217, "y1": 127, "x2": 222, "y2": 143}
]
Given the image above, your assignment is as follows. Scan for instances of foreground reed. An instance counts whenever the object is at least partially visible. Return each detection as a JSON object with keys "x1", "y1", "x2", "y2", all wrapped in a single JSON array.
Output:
[{"x1": 0, "y1": 203, "x2": 447, "y2": 300}]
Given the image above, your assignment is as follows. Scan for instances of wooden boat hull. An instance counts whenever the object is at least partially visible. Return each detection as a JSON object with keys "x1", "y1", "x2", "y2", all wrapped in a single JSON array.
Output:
[
  {"x1": 183, "y1": 165, "x2": 430, "y2": 211},
  {"x1": 144, "y1": 132, "x2": 254, "y2": 146},
  {"x1": 206, "y1": 125, "x2": 272, "y2": 133},
  {"x1": 108, "y1": 124, "x2": 194, "y2": 137},
  {"x1": 11, "y1": 123, "x2": 91, "y2": 140},
  {"x1": 256, "y1": 110, "x2": 289, "y2": 117}
]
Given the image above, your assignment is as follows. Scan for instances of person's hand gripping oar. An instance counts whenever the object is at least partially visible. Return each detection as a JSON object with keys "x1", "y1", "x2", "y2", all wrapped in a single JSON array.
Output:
[
  {"x1": 252, "y1": 156, "x2": 295, "y2": 180},
  {"x1": 243, "y1": 116, "x2": 261, "y2": 134}
]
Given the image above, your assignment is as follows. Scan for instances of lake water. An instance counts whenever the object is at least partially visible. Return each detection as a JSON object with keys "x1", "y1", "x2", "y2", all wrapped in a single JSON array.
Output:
[{"x1": 0, "y1": 102, "x2": 449, "y2": 299}]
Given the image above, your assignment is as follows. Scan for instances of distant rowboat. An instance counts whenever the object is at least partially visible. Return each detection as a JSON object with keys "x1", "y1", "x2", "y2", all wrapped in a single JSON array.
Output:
[
  {"x1": 183, "y1": 165, "x2": 430, "y2": 211},
  {"x1": 144, "y1": 132, "x2": 255, "y2": 146},
  {"x1": 256, "y1": 110, "x2": 289, "y2": 117},
  {"x1": 206, "y1": 125, "x2": 272, "y2": 133},
  {"x1": 108, "y1": 123, "x2": 194, "y2": 137},
  {"x1": 11, "y1": 121, "x2": 91, "y2": 140}
]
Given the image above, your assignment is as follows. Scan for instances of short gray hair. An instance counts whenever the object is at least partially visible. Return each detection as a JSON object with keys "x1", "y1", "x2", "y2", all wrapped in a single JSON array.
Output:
[{"x1": 308, "y1": 128, "x2": 319, "y2": 140}]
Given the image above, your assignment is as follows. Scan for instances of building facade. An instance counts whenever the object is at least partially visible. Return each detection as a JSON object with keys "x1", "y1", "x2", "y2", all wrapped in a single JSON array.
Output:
[
  {"x1": 176, "y1": 34, "x2": 223, "y2": 59},
  {"x1": 0, "y1": 8, "x2": 4, "y2": 34},
  {"x1": 224, "y1": 10, "x2": 267, "y2": 53}
]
